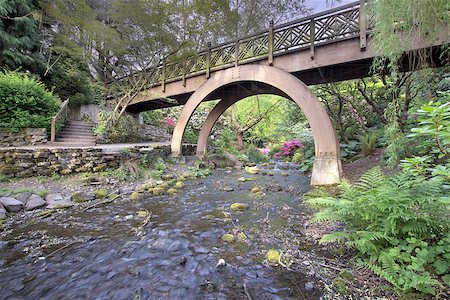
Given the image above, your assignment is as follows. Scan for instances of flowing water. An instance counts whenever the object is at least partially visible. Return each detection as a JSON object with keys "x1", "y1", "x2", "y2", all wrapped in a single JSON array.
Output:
[{"x1": 0, "y1": 168, "x2": 329, "y2": 299}]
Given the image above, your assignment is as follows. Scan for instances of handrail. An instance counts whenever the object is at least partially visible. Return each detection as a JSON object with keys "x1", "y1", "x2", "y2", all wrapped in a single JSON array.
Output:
[
  {"x1": 108, "y1": 0, "x2": 368, "y2": 92},
  {"x1": 50, "y1": 99, "x2": 70, "y2": 142}
]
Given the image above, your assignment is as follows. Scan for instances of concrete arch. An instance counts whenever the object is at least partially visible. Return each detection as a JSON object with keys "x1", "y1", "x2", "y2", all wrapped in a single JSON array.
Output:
[{"x1": 171, "y1": 65, "x2": 341, "y2": 185}]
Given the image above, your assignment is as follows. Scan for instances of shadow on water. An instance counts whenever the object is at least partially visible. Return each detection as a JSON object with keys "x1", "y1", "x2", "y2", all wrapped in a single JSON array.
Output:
[{"x1": 0, "y1": 168, "x2": 328, "y2": 299}]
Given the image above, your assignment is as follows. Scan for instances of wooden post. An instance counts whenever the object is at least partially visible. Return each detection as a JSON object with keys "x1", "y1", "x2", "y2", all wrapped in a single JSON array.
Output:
[
  {"x1": 268, "y1": 20, "x2": 274, "y2": 65},
  {"x1": 310, "y1": 18, "x2": 315, "y2": 59},
  {"x1": 182, "y1": 61, "x2": 186, "y2": 87},
  {"x1": 206, "y1": 42, "x2": 211, "y2": 79},
  {"x1": 161, "y1": 59, "x2": 166, "y2": 92},
  {"x1": 235, "y1": 40, "x2": 240, "y2": 67},
  {"x1": 359, "y1": 0, "x2": 367, "y2": 51},
  {"x1": 50, "y1": 117, "x2": 56, "y2": 142}
]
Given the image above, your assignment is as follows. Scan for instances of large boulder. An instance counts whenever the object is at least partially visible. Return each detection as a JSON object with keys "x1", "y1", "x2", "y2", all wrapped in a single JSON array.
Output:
[
  {"x1": 25, "y1": 195, "x2": 46, "y2": 211},
  {"x1": 0, "y1": 197, "x2": 23, "y2": 212},
  {"x1": 46, "y1": 197, "x2": 75, "y2": 209}
]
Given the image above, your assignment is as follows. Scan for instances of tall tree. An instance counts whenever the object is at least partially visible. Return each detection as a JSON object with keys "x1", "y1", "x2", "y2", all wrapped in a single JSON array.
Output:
[{"x1": 0, "y1": 0, "x2": 44, "y2": 73}]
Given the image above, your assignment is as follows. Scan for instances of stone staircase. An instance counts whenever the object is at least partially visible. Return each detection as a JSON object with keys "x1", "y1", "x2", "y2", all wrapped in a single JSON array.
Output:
[{"x1": 52, "y1": 120, "x2": 96, "y2": 147}]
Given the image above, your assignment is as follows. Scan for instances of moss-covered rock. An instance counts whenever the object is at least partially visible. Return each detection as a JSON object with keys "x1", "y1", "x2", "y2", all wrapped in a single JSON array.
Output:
[
  {"x1": 230, "y1": 203, "x2": 249, "y2": 211},
  {"x1": 152, "y1": 187, "x2": 165, "y2": 196},
  {"x1": 162, "y1": 174, "x2": 174, "y2": 180},
  {"x1": 71, "y1": 191, "x2": 88, "y2": 203},
  {"x1": 167, "y1": 188, "x2": 177, "y2": 196},
  {"x1": 280, "y1": 172, "x2": 289, "y2": 177},
  {"x1": 237, "y1": 232, "x2": 247, "y2": 241},
  {"x1": 250, "y1": 186, "x2": 261, "y2": 193},
  {"x1": 157, "y1": 182, "x2": 169, "y2": 190},
  {"x1": 137, "y1": 210, "x2": 148, "y2": 218},
  {"x1": 129, "y1": 192, "x2": 140, "y2": 201},
  {"x1": 222, "y1": 233, "x2": 235, "y2": 243},
  {"x1": 136, "y1": 185, "x2": 147, "y2": 193},
  {"x1": 175, "y1": 181, "x2": 185, "y2": 189},
  {"x1": 237, "y1": 177, "x2": 255, "y2": 182},
  {"x1": 266, "y1": 249, "x2": 280, "y2": 264},
  {"x1": 245, "y1": 166, "x2": 259, "y2": 174},
  {"x1": 94, "y1": 188, "x2": 108, "y2": 199}
]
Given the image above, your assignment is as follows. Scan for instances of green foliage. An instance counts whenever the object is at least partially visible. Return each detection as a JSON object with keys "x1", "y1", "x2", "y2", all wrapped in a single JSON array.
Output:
[
  {"x1": 188, "y1": 161, "x2": 211, "y2": 178},
  {"x1": 0, "y1": 71, "x2": 60, "y2": 129},
  {"x1": 42, "y1": 43, "x2": 103, "y2": 106},
  {"x1": 244, "y1": 144, "x2": 269, "y2": 163},
  {"x1": 307, "y1": 168, "x2": 450, "y2": 295},
  {"x1": 94, "y1": 111, "x2": 140, "y2": 143},
  {"x1": 408, "y1": 98, "x2": 450, "y2": 162},
  {"x1": 340, "y1": 140, "x2": 360, "y2": 160},
  {"x1": 358, "y1": 131, "x2": 378, "y2": 156},
  {"x1": 154, "y1": 157, "x2": 166, "y2": 177},
  {"x1": 142, "y1": 110, "x2": 164, "y2": 127},
  {"x1": 370, "y1": 0, "x2": 448, "y2": 70},
  {"x1": 0, "y1": 0, "x2": 44, "y2": 73}
]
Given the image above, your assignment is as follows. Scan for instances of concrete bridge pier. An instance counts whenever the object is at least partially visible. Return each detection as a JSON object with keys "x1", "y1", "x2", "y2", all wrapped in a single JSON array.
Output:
[{"x1": 171, "y1": 65, "x2": 342, "y2": 186}]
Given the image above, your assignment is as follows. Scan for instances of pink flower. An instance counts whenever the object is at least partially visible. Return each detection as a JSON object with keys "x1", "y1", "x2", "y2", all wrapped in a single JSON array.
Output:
[{"x1": 165, "y1": 116, "x2": 175, "y2": 128}]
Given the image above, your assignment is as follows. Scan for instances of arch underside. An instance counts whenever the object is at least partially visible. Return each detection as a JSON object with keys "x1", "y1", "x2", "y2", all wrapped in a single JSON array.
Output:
[{"x1": 171, "y1": 65, "x2": 342, "y2": 185}]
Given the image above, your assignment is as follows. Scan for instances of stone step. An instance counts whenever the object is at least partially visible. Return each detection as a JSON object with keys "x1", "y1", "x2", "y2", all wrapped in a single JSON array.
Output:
[
  {"x1": 48, "y1": 141, "x2": 96, "y2": 147},
  {"x1": 65, "y1": 120, "x2": 95, "y2": 126},
  {"x1": 57, "y1": 134, "x2": 96, "y2": 140},
  {"x1": 58, "y1": 131, "x2": 95, "y2": 137},
  {"x1": 62, "y1": 124, "x2": 94, "y2": 130},
  {"x1": 59, "y1": 128, "x2": 94, "y2": 134},
  {"x1": 56, "y1": 137, "x2": 97, "y2": 143}
]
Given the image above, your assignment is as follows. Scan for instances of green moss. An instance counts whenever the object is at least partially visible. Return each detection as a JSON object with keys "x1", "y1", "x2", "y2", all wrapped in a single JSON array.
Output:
[
  {"x1": 152, "y1": 187, "x2": 165, "y2": 195},
  {"x1": 129, "y1": 192, "x2": 140, "y2": 201},
  {"x1": 222, "y1": 233, "x2": 235, "y2": 243},
  {"x1": 230, "y1": 203, "x2": 249, "y2": 211},
  {"x1": 108, "y1": 193, "x2": 119, "y2": 200},
  {"x1": 266, "y1": 249, "x2": 280, "y2": 264},
  {"x1": 167, "y1": 188, "x2": 177, "y2": 196},
  {"x1": 137, "y1": 210, "x2": 148, "y2": 218},
  {"x1": 332, "y1": 277, "x2": 347, "y2": 294},
  {"x1": 162, "y1": 174, "x2": 174, "y2": 180},
  {"x1": 250, "y1": 186, "x2": 261, "y2": 193},
  {"x1": 237, "y1": 232, "x2": 247, "y2": 241},
  {"x1": 94, "y1": 188, "x2": 108, "y2": 199},
  {"x1": 71, "y1": 191, "x2": 87, "y2": 203},
  {"x1": 175, "y1": 181, "x2": 185, "y2": 189}
]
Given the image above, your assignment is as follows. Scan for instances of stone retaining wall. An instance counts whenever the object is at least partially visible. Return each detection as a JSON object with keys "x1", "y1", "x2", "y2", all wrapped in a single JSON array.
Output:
[
  {"x1": 0, "y1": 145, "x2": 196, "y2": 178},
  {"x1": 0, "y1": 128, "x2": 47, "y2": 147}
]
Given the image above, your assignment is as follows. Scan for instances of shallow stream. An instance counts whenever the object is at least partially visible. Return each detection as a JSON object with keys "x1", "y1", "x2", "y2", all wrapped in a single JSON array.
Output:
[{"x1": 0, "y1": 168, "x2": 331, "y2": 299}]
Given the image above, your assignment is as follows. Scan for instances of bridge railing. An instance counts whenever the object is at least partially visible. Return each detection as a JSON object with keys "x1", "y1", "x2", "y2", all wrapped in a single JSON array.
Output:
[{"x1": 114, "y1": 0, "x2": 370, "y2": 92}]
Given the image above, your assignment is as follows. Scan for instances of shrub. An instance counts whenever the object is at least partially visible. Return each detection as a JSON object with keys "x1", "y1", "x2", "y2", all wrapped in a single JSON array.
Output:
[
  {"x1": 0, "y1": 71, "x2": 60, "y2": 129},
  {"x1": 273, "y1": 139, "x2": 304, "y2": 161},
  {"x1": 245, "y1": 144, "x2": 269, "y2": 163},
  {"x1": 94, "y1": 111, "x2": 140, "y2": 143},
  {"x1": 307, "y1": 167, "x2": 450, "y2": 295}
]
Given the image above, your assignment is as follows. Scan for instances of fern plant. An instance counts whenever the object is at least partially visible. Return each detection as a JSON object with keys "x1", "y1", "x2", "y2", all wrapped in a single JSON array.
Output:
[{"x1": 307, "y1": 167, "x2": 450, "y2": 295}]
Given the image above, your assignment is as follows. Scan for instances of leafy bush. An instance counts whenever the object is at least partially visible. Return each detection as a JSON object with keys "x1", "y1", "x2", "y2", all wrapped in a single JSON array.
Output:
[
  {"x1": 94, "y1": 111, "x2": 140, "y2": 143},
  {"x1": 245, "y1": 144, "x2": 269, "y2": 163},
  {"x1": 340, "y1": 140, "x2": 360, "y2": 160},
  {"x1": 307, "y1": 167, "x2": 450, "y2": 295},
  {"x1": 0, "y1": 71, "x2": 60, "y2": 129}
]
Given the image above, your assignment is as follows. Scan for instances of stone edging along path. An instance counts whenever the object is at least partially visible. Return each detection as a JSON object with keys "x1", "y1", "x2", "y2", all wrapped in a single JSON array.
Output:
[{"x1": 0, "y1": 143, "x2": 196, "y2": 178}]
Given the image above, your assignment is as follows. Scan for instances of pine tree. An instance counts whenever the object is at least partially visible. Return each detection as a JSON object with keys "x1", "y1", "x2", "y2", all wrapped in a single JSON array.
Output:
[{"x1": 0, "y1": 0, "x2": 44, "y2": 73}]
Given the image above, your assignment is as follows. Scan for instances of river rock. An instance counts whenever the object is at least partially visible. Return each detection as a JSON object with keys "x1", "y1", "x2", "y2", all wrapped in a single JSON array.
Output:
[
  {"x1": 45, "y1": 193, "x2": 63, "y2": 203},
  {"x1": 0, "y1": 197, "x2": 23, "y2": 212},
  {"x1": 46, "y1": 197, "x2": 75, "y2": 209},
  {"x1": 25, "y1": 195, "x2": 46, "y2": 211},
  {"x1": 305, "y1": 282, "x2": 314, "y2": 291},
  {"x1": 14, "y1": 192, "x2": 32, "y2": 204},
  {"x1": 0, "y1": 204, "x2": 6, "y2": 219}
]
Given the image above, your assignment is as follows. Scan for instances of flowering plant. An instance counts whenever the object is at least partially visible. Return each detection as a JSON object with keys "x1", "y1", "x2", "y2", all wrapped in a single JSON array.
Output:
[
  {"x1": 273, "y1": 139, "x2": 304, "y2": 160},
  {"x1": 164, "y1": 116, "x2": 175, "y2": 133}
]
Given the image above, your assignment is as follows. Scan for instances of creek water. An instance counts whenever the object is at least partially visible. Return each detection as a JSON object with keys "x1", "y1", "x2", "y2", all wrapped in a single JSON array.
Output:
[{"x1": 0, "y1": 168, "x2": 328, "y2": 299}]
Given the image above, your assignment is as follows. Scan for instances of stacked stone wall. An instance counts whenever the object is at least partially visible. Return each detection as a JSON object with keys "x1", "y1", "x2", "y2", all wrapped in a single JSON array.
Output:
[
  {"x1": 0, "y1": 128, "x2": 47, "y2": 147},
  {"x1": 0, "y1": 145, "x2": 196, "y2": 178}
]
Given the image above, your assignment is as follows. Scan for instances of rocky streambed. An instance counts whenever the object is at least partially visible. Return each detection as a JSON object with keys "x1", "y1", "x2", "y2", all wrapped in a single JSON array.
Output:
[{"x1": 0, "y1": 167, "x2": 385, "y2": 299}]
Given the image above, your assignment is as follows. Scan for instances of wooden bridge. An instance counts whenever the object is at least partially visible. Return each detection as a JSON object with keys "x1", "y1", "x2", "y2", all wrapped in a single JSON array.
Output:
[
  {"x1": 123, "y1": 0, "x2": 445, "y2": 113},
  {"x1": 115, "y1": 0, "x2": 447, "y2": 186}
]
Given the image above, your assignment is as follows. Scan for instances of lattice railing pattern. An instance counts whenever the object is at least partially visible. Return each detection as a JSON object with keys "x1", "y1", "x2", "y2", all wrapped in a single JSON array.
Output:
[
  {"x1": 315, "y1": 7, "x2": 360, "y2": 42},
  {"x1": 112, "y1": 1, "x2": 372, "y2": 88},
  {"x1": 273, "y1": 22, "x2": 311, "y2": 52}
]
